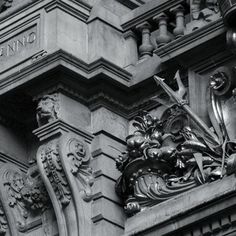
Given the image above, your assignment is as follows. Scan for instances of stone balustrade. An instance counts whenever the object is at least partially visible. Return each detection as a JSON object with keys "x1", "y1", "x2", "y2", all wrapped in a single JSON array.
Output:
[{"x1": 122, "y1": 0, "x2": 221, "y2": 60}]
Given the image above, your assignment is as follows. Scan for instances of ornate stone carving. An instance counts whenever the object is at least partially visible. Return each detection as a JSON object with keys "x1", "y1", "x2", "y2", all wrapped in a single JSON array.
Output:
[
  {"x1": 116, "y1": 69, "x2": 236, "y2": 216},
  {"x1": 190, "y1": 0, "x2": 219, "y2": 31},
  {"x1": 0, "y1": 0, "x2": 13, "y2": 13},
  {"x1": 64, "y1": 137, "x2": 94, "y2": 201},
  {"x1": 0, "y1": 202, "x2": 7, "y2": 235},
  {"x1": 38, "y1": 140, "x2": 71, "y2": 206},
  {"x1": 36, "y1": 94, "x2": 59, "y2": 127},
  {"x1": 37, "y1": 134, "x2": 94, "y2": 236},
  {"x1": 0, "y1": 163, "x2": 50, "y2": 234},
  {"x1": 21, "y1": 161, "x2": 50, "y2": 211}
]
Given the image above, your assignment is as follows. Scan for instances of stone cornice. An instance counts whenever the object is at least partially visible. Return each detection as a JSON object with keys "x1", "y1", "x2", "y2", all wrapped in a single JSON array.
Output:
[
  {"x1": 29, "y1": 81, "x2": 161, "y2": 120},
  {"x1": 121, "y1": 0, "x2": 185, "y2": 31},
  {"x1": 0, "y1": 152, "x2": 28, "y2": 171},
  {"x1": 190, "y1": 50, "x2": 236, "y2": 74},
  {"x1": 124, "y1": 174, "x2": 236, "y2": 236},
  {"x1": 33, "y1": 118, "x2": 94, "y2": 142},
  {"x1": 45, "y1": 0, "x2": 91, "y2": 22},
  {"x1": 0, "y1": 50, "x2": 132, "y2": 96},
  {"x1": 116, "y1": 0, "x2": 144, "y2": 10},
  {"x1": 0, "y1": 0, "x2": 91, "y2": 24}
]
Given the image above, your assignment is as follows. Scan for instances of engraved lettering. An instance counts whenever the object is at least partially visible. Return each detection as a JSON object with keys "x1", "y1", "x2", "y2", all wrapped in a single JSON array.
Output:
[
  {"x1": 0, "y1": 47, "x2": 4, "y2": 57},
  {"x1": 16, "y1": 37, "x2": 26, "y2": 51},
  {"x1": 27, "y1": 32, "x2": 36, "y2": 44},
  {"x1": 7, "y1": 42, "x2": 16, "y2": 56},
  {"x1": 0, "y1": 29, "x2": 37, "y2": 60}
]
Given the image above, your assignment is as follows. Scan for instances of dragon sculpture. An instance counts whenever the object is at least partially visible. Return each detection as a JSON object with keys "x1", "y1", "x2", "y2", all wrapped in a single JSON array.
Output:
[{"x1": 115, "y1": 67, "x2": 236, "y2": 216}]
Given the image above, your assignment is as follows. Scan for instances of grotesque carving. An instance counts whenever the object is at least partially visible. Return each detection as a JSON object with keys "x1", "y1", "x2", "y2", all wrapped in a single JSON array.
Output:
[
  {"x1": 0, "y1": 0, "x2": 13, "y2": 13},
  {"x1": 21, "y1": 161, "x2": 49, "y2": 211},
  {"x1": 0, "y1": 163, "x2": 50, "y2": 233},
  {"x1": 116, "y1": 69, "x2": 236, "y2": 216},
  {"x1": 190, "y1": 0, "x2": 219, "y2": 31},
  {"x1": 36, "y1": 94, "x2": 59, "y2": 127}
]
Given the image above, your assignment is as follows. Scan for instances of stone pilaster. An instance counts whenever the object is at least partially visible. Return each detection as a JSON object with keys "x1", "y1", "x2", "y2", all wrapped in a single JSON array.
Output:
[{"x1": 33, "y1": 92, "x2": 94, "y2": 236}]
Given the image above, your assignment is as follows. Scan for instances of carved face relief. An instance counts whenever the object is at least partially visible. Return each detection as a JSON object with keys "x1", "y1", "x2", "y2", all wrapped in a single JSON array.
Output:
[
  {"x1": 210, "y1": 71, "x2": 227, "y2": 92},
  {"x1": 74, "y1": 141, "x2": 86, "y2": 157},
  {"x1": 11, "y1": 173, "x2": 24, "y2": 193},
  {"x1": 36, "y1": 94, "x2": 59, "y2": 127}
]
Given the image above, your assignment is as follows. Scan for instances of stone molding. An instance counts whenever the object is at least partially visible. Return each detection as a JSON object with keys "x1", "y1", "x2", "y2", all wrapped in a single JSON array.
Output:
[
  {"x1": 121, "y1": 0, "x2": 185, "y2": 31},
  {"x1": 0, "y1": 0, "x2": 91, "y2": 23},
  {"x1": 33, "y1": 118, "x2": 94, "y2": 143},
  {"x1": 124, "y1": 174, "x2": 236, "y2": 236},
  {"x1": 0, "y1": 50, "x2": 132, "y2": 95}
]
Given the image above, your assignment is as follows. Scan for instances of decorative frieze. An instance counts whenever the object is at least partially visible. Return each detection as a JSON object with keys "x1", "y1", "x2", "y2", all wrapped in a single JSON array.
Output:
[{"x1": 116, "y1": 67, "x2": 236, "y2": 216}]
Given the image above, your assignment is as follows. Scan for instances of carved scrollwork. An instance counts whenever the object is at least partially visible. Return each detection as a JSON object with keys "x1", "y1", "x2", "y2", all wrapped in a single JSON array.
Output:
[
  {"x1": 65, "y1": 137, "x2": 94, "y2": 201},
  {"x1": 37, "y1": 134, "x2": 94, "y2": 236},
  {"x1": 116, "y1": 69, "x2": 236, "y2": 216},
  {"x1": 38, "y1": 140, "x2": 71, "y2": 206}
]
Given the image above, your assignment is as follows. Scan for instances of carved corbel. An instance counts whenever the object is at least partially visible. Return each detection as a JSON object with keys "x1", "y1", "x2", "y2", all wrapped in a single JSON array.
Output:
[
  {"x1": 36, "y1": 134, "x2": 94, "y2": 236},
  {"x1": 0, "y1": 163, "x2": 50, "y2": 235}
]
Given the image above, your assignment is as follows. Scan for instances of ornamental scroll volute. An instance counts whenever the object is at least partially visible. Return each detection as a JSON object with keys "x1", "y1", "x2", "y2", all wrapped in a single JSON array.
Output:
[{"x1": 36, "y1": 134, "x2": 94, "y2": 236}]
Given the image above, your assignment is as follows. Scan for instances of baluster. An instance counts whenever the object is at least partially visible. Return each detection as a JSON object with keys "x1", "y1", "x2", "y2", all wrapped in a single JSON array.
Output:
[
  {"x1": 170, "y1": 5, "x2": 185, "y2": 38},
  {"x1": 136, "y1": 21, "x2": 154, "y2": 59},
  {"x1": 154, "y1": 13, "x2": 171, "y2": 47}
]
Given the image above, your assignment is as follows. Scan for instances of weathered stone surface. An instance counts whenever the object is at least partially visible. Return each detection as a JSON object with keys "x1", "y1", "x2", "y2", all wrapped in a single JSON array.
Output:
[{"x1": 0, "y1": 0, "x2": 234, "y2": 236}]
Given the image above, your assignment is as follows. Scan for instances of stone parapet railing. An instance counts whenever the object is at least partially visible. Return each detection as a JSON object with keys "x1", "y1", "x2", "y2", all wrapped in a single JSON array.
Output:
[{"x1": 121, "y1": 0, "x2": 221, "y2": 61}]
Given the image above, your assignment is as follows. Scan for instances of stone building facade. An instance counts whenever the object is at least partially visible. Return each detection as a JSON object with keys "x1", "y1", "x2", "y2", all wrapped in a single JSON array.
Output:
[{"x1": 0, "y1": 0, "x2": 236, "y2": 235}]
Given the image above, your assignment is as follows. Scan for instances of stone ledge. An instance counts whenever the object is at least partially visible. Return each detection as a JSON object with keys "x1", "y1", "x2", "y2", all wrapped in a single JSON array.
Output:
[{"x1": 124, "y1": 174, "x2": 236, "y2": 236}]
